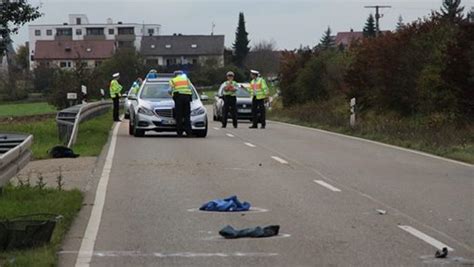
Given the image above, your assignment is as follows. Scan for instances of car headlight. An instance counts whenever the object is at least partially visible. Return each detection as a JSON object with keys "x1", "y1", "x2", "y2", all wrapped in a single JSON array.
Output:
[
  {"x1": 138, "y1": 106, "x2": 154, "y2": 116},
  {"x1": 191, "y1": 106, "x2": 206, "y2": 116}
]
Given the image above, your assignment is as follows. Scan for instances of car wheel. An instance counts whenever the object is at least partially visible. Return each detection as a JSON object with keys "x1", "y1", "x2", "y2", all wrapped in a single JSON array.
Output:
[
  {"x1": 133, "y1": 119, "x2": 145, "y2": 137},
  {"x1": 128, "y1": 117, "x2": 134, "y2": 135},
  {"x1": 124, "y1": 112, "x2": 130, "y2": 119},
  {"x1": 194, "y1": 119, "x2": 208, "y2": 138}
]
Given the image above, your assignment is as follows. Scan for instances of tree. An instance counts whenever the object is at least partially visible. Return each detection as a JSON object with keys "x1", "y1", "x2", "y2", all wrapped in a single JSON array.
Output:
[
  {"x1": 363, "y1": 14, "x2": 376, "y2": 38},
  {"x1": 244, "y1": 39, "x2": 280, "y2": 76},
  {"x1": 396, "y1": 15, "x2": 405, "y2": 31},
  {"x1": 15, "y1": 44, "x2": 29, "y2": 70},
  {"x1": 438, "y1": 0, "x2": 464, "y2": 22},
  {"x1": 0, "y1": 0, "x2": 42, "y2": 57},
  {"x1": 232, "y1": 12, "x2": 250, "y2": 67},
  {"x1": 319, "y1": 26, "x2": 334, "y2": 50}
]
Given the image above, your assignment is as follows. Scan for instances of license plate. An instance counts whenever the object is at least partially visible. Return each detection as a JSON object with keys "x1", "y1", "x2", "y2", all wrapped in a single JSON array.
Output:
[
  {"x1": 162, "y1": 119, "x2": 176, "y2": 125},
  {"x1": 238, "y1": 109, "x2": 251, "y2": 113}
]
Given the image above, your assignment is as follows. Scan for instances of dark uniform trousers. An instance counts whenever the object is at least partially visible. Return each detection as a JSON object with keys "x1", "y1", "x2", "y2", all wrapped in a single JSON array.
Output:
[
  {"x1": 173, "y1": 93, "x2": 192, "y2": 135},
  {"x1": 251, "y1": 97, "x2": 266, "y2": 127},
  {"x1": 222, "y1": 95, "x2": 237, "y2": 128},
  {"x1": 112, "y1": 97, "x2": 120, "y2": 121}
]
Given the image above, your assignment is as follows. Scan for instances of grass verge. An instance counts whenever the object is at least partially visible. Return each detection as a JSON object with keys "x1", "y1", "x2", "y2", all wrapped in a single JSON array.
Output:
[
  {"x1": 269, "y1": 98, "x2": 474, "y2": 164},
  {"x1": 0, "y1": 110, "x2": 114, "y2": 159},
  {"x1": 0, "y1": 103, "x2": 56, "y2": 117},
  {"x1": 0, "y1": 185, "x2": 83, "y2": 266}
]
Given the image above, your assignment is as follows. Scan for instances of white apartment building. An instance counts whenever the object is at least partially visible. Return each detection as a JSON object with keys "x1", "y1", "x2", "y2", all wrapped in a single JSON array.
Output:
[{"x1": 28, "y1": 14, "x2": 161, "y2": 69}]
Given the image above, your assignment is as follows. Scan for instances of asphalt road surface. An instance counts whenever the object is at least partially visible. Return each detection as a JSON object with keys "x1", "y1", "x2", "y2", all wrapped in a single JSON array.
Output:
[{"x1": 62, "y1": 113, "x2": 473, "y2": 267}]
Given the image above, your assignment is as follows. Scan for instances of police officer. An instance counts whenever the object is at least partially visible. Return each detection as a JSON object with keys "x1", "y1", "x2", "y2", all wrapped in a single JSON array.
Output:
[
  {"x1": 249, "y1": 70, "x2": 269, "y2": 129},
  {"x1": 169, "y1": 70, "x2": 193, "y2": 137},
  {"x1": 130, "y1": 77, "x2": 143, "y2": 95},
  {"x1": 109, "y1": 72, "x2": 123, "y2": 122},
  {"x1": 221, "y1": 71, "x2": 239, "y2": 128}
]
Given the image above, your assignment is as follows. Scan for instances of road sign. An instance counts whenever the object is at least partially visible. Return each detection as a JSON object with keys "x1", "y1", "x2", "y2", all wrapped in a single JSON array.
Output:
[
  {"x1": 81, "y1": 85, "x2": 87, "y2": 95},
  {"x1": 67, "y1": 93, "x2": 77, "y2": 100}
]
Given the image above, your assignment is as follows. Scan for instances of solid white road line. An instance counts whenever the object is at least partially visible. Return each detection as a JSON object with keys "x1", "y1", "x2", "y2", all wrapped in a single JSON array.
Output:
[
  {"x1": 244, "y1": 142, "x2": 256, "y2": 148},
  {"x1": 64, "y1": 251, "x2": 279, "y2": 258},
  {"x1": 270, "y1": 121, "x2": 473, "y2": 168},
  {"x1": 271, "y1": 156, "x2": 288, "y2": 164},
  {"x1": 75, "y1": 121, "x2": 121, "y2": 267},
  {"x1": 313, "y1": 180, "x2": 342, "y2": 192},
  {"x1": 226, "y1": 133, "x2": 235, "y2": 137},
  {"x1": 398, "y1": 225, "x2": 454, "y2": 251}
]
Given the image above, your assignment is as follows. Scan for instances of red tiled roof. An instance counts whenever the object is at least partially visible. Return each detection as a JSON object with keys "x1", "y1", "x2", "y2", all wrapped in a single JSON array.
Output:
[
  {"x1": 335, "y1": 31, "x2": 364, "y2": 46},
  {"x1": 35, "y1": 40, "x2": 115, "y2": 60}
]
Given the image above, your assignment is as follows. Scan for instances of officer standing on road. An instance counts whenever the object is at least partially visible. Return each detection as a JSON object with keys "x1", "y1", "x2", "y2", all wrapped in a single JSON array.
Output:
[
  {"x1": 109, "y1": 72, "x2": 123, "y2": 122},
  {"x1": 169, "y1": 70, "x2": 193, "y2": 137},
  {"x1": 130, "y1": 77, "x2": 143, "y2": 95},
  {"x1": 220, "y1": 71, "x2": 239, "y2": 128},
  {"x1": 249, "y1": 70, "x2": 269, "y2": 129}
]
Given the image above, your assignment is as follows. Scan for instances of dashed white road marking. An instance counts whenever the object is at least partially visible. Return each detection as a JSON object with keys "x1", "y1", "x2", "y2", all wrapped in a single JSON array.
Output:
[
  {"x1": 314, "y1": 180, "x2": 342, "y2": 192},
  {"x1": 226, "y1": 133, "x2": 235, "y2": 137},
  {"x1": 212, "y1": 127, "x2": 220, "y2": 130},
  {"x1": 64, "y1": 251, "x2": 279, "y2": 258},
  {"x1": 244, "y1": 142, "x2": 256, "y2": 147},
  {"x1": 271, "y1": 156, "x2": 288, "y2": 164},
  {"x1": 75, "y1": 121, "x2": 121, "y2": 267},
  {"x1": 398, "y1": 225, "x2": 454, "y2": 251}
]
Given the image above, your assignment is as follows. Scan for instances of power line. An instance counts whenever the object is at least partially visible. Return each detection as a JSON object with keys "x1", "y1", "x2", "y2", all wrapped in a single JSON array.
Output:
[{"x1": 364, "y1": 5, "x2": 392, "y2": 36}]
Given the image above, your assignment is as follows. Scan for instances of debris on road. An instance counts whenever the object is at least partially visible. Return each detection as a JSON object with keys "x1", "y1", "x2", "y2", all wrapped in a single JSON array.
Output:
[
  {"x1": 199, "y1": 195, "x2": 251, "y2": 212},
  {"x1": 435, "y1": 247, "x2": 448, "y2": 258},
  {"x1": 219, "y1": 225, "x2": 280, "y2": 239},
  {"x1": 48, "y1": 145, "x2": 79, "y2": 158},
  {"x1": 376, "y1": 209, "x2": 387, "y2": 215}
]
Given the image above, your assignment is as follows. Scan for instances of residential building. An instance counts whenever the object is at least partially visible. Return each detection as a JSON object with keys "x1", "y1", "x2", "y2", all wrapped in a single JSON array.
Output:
[
  {"x1": 28, "y1": 14, "x2": 160, "y2": 69},
  {"x1": 140, "y1": 35, "x2": 225, "y2": 67},
  {"x1": 33, "y1": 40, "x2": 115, "y2": 69},
  {"x1": 334, "y1": 30, "x2": 364, "y2": 47}
]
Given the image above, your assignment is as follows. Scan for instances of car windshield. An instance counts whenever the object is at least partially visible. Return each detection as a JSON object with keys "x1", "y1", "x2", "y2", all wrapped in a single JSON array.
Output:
[{"x1": 140, "y1": 82, "x2": 198, "y2": 100}]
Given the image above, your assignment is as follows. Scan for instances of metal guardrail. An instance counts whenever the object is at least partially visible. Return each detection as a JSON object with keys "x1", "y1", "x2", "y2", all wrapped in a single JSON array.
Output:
[
  {"x1": 0, "y1": 134, "x2": 33, "y2": 189},
  {"x1": 56, "y1": 100, "x2": 112, "y2": 148}
]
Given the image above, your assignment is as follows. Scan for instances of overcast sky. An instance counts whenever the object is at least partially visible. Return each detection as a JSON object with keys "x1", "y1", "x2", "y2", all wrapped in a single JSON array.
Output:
[{"x1": 10, "y1": 0, "x2": 474, "y2": 50}]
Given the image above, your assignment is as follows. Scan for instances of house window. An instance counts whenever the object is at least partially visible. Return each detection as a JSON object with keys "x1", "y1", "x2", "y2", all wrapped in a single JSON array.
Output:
[
  {"x1": 146, "y1": 59, "x2": 158, "y2": 66},
  {"x1": 46, "y1": 29, "x2": 52, "y2": 36},
  {"x1": 117, "y1": 27, "x2": 134, "y2": 35},
  {"x1": 150, "y1": 44, "x2": 155, "y2": 49},
  {"x1": 76, "y1": 29, "x2": 82, "y2": 35},
  {"x1": 191, "y1": 44, "x2": 197, "y2": 48},
  {"x1": 59, "y1": 61, "x2": 72, "y2": 68},
  {"x1": 165, "y1": 44, "x2": 171, "y2": 49},
  {"x1": 118, "y1": 41, "x2": 134, "y2": 48},
  {"x1": 108, "y1": 28, "x2": 114, "y2": 35},
  {"x1": 192, "y1": 59, "x2": 198, "y2": 64},
  {"x1": 147, "y1": 28, "x2": 154, "y2": 36},
  {"x1": 76, "y1": 18, "x2": 82, "y2": 25},
  {"x1": 35, "y1": 30, "x2": 41, "y2": 36},
  {"x1": 86, "y1": 28, "x2": 104, "y2": 36},
  {"x1": 56, "y1": 28, "x2": 73, "y2": 36},
  {"x1": 95, "y1": 61, "x2": 103, "y2": 67}
]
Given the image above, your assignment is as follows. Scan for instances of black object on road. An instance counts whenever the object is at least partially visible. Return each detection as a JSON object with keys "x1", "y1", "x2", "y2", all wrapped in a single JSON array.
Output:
[
  {"x1": 0, "y1": 214, "x2": 61, "y2": 251},
  {"x1": 48, "y1": 145, "x2": 79, "y2": 158},
  {"x1": 219, "y1": 225, "x2": 280, "y2": 239},
  {"x1": 435, "y1": 247, "x2": 448, "y2": 258}
]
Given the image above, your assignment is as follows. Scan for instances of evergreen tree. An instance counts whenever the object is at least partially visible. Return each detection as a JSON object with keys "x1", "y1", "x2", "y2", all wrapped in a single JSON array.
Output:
[
  {"x1": 232, "y1": 12, "x2": 250, "y2": 67},
  {"x1": 363, "y1": 14, "x2": 376, "y2": 38},
  {"x1": 396, "y1": 15, "x2": 404, "y2": 31},
  {"x1": 319, "y1": 26, "x2": 334, "y2": 50},
  {"x1": 438, "y1": 0, "x2": 464, "y2": 22}
]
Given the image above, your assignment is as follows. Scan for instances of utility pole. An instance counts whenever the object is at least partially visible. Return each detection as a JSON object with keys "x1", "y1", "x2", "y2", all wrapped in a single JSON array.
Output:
[
  {"x1": 211, "y1": 22, "x2": 215, "y2": 36},
  {"x1": 364, "y1": 5, "x2": 391, "y2": 36}
]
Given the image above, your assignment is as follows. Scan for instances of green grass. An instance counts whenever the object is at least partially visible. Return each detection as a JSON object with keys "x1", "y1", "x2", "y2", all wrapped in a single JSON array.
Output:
[
  {"x1": 269, "y1": 99, "x2": 474, "y2": 164},
  {"x1": 0, "y1": 186, "x2": 83, "y2": 267},
  {"x1": 0, "y1": 110, "x2": 114, "y2": 159},
  {"x1": 0, "y1": 103, "x2": 56, "y2": 117}
]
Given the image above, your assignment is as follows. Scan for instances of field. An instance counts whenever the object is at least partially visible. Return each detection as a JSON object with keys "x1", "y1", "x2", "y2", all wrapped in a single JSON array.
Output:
[{"x1": 0, "y1": 102, "x2": 56, "y2": 117}]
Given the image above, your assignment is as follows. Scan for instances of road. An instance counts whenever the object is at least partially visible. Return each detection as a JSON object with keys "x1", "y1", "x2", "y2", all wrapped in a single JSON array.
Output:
[{"x1": 61, "y1": 112, "x2": 474, "y2": 267}]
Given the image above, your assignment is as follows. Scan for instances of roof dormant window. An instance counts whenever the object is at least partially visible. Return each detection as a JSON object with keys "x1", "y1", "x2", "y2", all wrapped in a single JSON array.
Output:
[
  {"x1": 150, "y1": 44, "x2": 155, "y2": 49},
  {"x1": 165, "y1": 44, "x2": 171, "y2": 49},
  {"x1": 191, "y1": 44, "x2": 197, "y2": 48}
]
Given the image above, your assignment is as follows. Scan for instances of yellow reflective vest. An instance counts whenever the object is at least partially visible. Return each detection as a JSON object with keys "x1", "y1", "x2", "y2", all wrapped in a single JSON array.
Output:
[
  {"x1": 222, "y1": 81, "x2": 238, "y2": 96},
  {"x1": 169, "y1": 75, "x2": 192, "y2": 95},
  {"x1": 249, "y1": 77, "x2": 268, "y2": 100},
  {"x1": 109, "y1": 79, "x2": 122, "y2": 98}
]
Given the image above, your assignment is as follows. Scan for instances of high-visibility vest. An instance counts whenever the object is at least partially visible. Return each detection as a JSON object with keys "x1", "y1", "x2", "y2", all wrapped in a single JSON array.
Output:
[
  {"x1": 130, "y1": 81, "x2": 140, "y2": 95},
  {"x1": 109, "y1": 79, "x2": 122, "y2": 98},
  {"x1": 169, "y1": 75, "x2": 192, "y2": 95},
  {"x1": 249, "y1": 77, "x2": 268, "y2": 100},
  {"x1": 222, "y1": 81, "x2": 238, "y2": 96}
]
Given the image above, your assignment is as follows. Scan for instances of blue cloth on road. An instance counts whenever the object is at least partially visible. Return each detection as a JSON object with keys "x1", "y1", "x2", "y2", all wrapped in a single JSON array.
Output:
[{"x1": 199, "y1": 195, "x2": 251, "y2": 212}]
